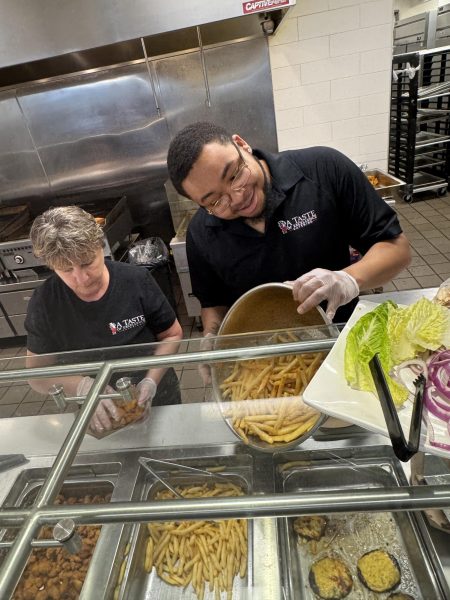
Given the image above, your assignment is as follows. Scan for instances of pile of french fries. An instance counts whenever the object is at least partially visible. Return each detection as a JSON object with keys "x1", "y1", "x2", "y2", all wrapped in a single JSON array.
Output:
[
  {"x1": 219, "y1": 342, "x2": 325, "y2": 445},
  {"x1": 144, "y1": 483, "x2": 247, "y2": 600}
]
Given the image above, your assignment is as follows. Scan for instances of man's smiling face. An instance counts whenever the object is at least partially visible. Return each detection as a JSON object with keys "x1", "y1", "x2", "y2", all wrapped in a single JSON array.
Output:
[{"x1": 181, "y1": 138, "x2": 267, "y2": 220}]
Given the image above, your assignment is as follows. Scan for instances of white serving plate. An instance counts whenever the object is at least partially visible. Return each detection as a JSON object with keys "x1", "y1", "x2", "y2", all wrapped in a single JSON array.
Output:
[{"x1": 303, "y1": 300, "x2": 450, "y2": 459}]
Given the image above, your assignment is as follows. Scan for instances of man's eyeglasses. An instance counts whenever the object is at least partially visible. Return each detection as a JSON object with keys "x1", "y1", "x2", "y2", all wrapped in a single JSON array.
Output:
[{"x1": 206, "y1": 145, "x2": 251, "y2": 216}]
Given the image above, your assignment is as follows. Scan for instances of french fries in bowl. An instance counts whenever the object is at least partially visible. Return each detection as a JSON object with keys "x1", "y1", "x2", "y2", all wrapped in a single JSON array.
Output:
[{"x1": 211, "y1": 283, "x2": 334, "y2": 451}]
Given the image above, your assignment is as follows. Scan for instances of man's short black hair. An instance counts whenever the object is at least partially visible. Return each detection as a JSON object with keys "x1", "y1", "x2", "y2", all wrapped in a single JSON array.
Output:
[{"x1": 167, "y1": 122, "x2": 232, "y2": 197}]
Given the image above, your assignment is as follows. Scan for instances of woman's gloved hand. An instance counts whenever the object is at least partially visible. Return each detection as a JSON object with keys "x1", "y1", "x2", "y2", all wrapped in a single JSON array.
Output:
[
  {"x1": 198, "y1": 333, "x2": 214, "y2": 386},
  {"x1": 76, "y1": 376, "x2": 120, "y2": 432},
  {"x1": 136, "y1": 377, "x2": 157, "y2": 406},
  {"x1": 285, "y1": 268, "x2": 359, "y2": 320}
]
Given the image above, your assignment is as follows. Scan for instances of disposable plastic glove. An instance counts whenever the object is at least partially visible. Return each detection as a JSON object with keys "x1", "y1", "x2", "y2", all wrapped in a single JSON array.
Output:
[
  {"x1": 136, "y1": 377, "x2": 157, "y2": 407},
  {"x1": 77, "y1": 376, "x2": 119, "y2": 432},
  {"x1": 198, "y1": 332, "x2": 214, "y2": 386},
  {"x1": 285, "y1": 268, "x2": 359, "y2": 320}
]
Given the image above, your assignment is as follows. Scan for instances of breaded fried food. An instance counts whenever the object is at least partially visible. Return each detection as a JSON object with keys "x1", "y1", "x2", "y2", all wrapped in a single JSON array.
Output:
[
  {"x1": 357, "y1": 549, "x2": 401, "y2": 593},
  {"x1": 309, "y1": 556, "x2": 353, "y2": 599},
  {"x1": 293, "y1": 515, "x2": 328, "y2": 541}
]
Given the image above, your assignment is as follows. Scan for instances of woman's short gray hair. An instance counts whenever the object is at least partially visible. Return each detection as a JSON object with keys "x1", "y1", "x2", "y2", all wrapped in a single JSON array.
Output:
[{"x1": 30, "y1": 206, "x2": 105, "y2": 270}]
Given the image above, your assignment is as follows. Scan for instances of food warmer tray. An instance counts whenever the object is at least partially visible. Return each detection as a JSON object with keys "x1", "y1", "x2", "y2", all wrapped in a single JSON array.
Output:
[
  {"x1": 111, "y1": 451, "x2": 282, "y2": 600},
  {"x1": 0, "y1": 451, "x2": 135, "y2": 600},
  {"x1": 274, "y1": 446, "x2": 449, "y2": 600}
]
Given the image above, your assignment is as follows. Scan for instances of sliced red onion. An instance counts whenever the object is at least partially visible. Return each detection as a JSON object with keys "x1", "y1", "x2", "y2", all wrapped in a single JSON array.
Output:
[
  {"x1": 424, "y1": 385, "x2": 450, "y2": 421},
  {"x1": 430, "y1": 439, "x2": 450, "y2": 451},
  {"x1": 427, "y1": 360, "x2": 450, "y2": 399},
  {"x1": 428, "y1": 349, "x2": 450, "y2": 366},
  {"x1": 391, "y1": 359, "x2": 428, "y2": 395},
  {"x1": 425, "y1": 412, "x2": 450, "y2": 451}
]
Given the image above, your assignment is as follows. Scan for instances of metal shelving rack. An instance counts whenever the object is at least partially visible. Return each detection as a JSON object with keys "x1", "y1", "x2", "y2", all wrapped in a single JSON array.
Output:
[{"x1": 389, "y1": 46, "x2": 450, "y2": 202}]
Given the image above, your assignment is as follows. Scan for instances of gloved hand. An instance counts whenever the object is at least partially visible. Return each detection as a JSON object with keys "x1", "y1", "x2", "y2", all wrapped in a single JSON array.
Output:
[
  {"x1": 198, "y1": 332, "x2": 214, "y2": 386},
  {"x1": 285, "y1": 268, "x2": 359, "y2": 320},
  {"x1": 136, "y1": 377, "x2": 157, "y2": 407},
  {"x1": 77, "y1": 376, "x2": 119, "y2": 433}
]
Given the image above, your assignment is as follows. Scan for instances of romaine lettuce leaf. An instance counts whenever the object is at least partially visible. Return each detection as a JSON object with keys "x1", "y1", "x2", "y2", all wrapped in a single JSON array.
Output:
[
  {"x1": 344, "y1": 301, "x2": 409, "y2": 406},
  {"x1": 389, "y1": 297, "x2": 450, "y2": 363},
  {"x1": 345, "y1": 297, "x2": 450, "y2": 408}
]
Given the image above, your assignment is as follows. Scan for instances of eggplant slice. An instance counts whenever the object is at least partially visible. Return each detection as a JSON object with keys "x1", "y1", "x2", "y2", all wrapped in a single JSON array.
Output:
[
  {"x1": 294, "y1": 515, "x2": 328, "y2": 541},
  {"x1": 309, "y1": 556, "x2": 353, "y2": 599},
  {"x1": 387, "y1": 593, "x2": 415, "y2": 600},
  {"x1": 357, "y1": 549, "x2": 401, "y2": 593}
]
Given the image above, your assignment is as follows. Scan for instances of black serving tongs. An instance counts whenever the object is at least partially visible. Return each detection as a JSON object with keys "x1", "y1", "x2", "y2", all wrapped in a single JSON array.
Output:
[{"x1": 369, "y1": 353, "x2": 426, "y2": 462}]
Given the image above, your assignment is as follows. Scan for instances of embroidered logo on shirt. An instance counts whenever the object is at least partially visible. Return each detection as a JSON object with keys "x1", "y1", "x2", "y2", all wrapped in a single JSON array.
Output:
[
  {"x1": 277, "y1": 210, "x2": 317, "y2": 234},
  {"x1": 108, "y1": 315, "x2": 145, "y2": 335}
]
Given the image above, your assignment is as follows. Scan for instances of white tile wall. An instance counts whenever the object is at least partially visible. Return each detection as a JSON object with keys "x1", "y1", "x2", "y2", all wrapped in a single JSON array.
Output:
[
  {"x1": 359, "y1": 92, "x2": 390, "y2": 116},
  {"x1": 300, "y1": 54, "x2": 359, "y2": 85},
  {"x1": 278, "y1": 123, "x2": 333, "y2": 149},
  {"x1": 360, "y1": 47, "x2": 392, "y2": 74},
  {"x1": 272, "y1": 64, "x2": 301, "y2": 90},
  {"x1": 273, "y1": 81, "x2": 330, "y2": 111},
  {"x1": 332, "y1": 114, "x2": 388, "y2": 139},
  {"x1": 303, "y1": 98, "x2": 359, "y2": 124},
  {"x1": 269, "y1": 38, "x2": 329, "y2": 69},
  {"x1": 322, "y1": 138, "x2": 361, "y2": 155},
  {"x1": 331, "y1": 71, "x2": 390, "y2": 100},
  {"x1": 269, "y1": 0, "x2": 394, "y2": 168},
  {"x1": 330, "y1": 24, "x2": 392, "y2": 57},
  {"x1": 359, "y1": 132, "x2": 389, "y2": 154},
  {"x1": 329, "y1": 0, "x2": 379, "y2": 8},
  {"x1": 275, "y1": 107, "x2": 304, "y2": 130},
  {"x1": 298, "y1": 7, "x2": 360, "y2": 40},
  {"x1": 286, "y1": 0, "x2": 329, "y2": 17},
  {"x1": 360, "y1": 0, "x2": 394, "y2": 27},
  {"x1": 269, "y1": 17, "x2": 299, "y2": 46},
  {"x1": 353, "y1": 151, "x2": 387, "y2": 169}
]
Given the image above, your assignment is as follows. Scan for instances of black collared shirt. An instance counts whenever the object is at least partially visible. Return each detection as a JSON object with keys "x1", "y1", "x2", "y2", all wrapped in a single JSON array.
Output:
[
  {"x1": 25, "y1": 260, "x2": 176, "y2": 353},
  {"x1": 187, "y1": 146, "x2": 402, "y2": 319}
]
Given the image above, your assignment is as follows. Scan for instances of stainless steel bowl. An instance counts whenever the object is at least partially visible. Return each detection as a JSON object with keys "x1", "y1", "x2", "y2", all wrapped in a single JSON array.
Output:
[{"x1": 212, "y1": 283, "x2": 331, "y2": 452}]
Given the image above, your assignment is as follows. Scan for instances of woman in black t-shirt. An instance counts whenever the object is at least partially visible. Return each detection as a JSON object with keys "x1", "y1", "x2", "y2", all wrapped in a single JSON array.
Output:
[{"x1": 25, "y1": 205, "x2": 183, "y2": 434}]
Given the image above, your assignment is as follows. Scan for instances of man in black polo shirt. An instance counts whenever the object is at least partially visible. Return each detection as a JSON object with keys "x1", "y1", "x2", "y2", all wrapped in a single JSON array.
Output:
[{"x1": 167, "y1": 122, "x2": 411, "y2": 338}]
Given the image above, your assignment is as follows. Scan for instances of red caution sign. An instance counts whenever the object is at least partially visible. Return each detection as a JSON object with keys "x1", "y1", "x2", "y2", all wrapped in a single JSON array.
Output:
[{"x1": 243, "y1": 0, "x2": 290, "y2": 15}]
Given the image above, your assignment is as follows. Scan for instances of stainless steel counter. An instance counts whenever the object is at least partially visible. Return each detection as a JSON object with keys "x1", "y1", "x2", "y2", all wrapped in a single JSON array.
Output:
[
  {"x1": 0, "y1": 286, "x2": 448, "y2": 598},
  {"x1": 0, "y1": 412, "x2": 449, "y2": 598},
  {"x1": 0, "y1": 402, "x2": 236, "y2": 458}
]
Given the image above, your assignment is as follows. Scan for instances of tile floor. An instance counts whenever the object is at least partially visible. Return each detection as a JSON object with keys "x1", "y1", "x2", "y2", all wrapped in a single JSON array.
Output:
[{"x1": 0, "y1": 192, "x2": 448, "y2": 419}]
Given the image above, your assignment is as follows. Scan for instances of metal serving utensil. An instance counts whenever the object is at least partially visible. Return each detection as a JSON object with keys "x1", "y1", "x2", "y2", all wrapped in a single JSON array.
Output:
[
  {"x1": 138, "y1": 457, "x2": 231, "y2": 500},
  {"x1": 369, "y1": 353, "x2": 425, "y2": 462},
  {"x1": 138, "y1": 457, "x2": 183, "y2": 499}
]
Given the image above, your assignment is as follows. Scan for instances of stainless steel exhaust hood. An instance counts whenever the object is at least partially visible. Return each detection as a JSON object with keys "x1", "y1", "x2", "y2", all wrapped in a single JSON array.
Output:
[{"x1": 0, "y1": 0, "x2": 295, "y2": 70}]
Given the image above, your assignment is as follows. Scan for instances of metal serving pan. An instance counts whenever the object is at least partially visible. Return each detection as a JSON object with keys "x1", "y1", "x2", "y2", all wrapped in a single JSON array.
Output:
[
  {"x1": 0, "y1": 478, "x2": 116, "y2": 599},
  {"x1": 274, "y1": 446, "x2": 449, "y2": 600},
  {"x1": 1, "y1": 462, "x2": 120, "y2": 509},
  {"x1": 111, "y1": 451, "x2": 278, "y2": 600},
  {"x1": 364, "y1": 168, "x2": 405, "y2": 202},
  {"x1": 0, "y1": 451, "x2": 140, "y2": 600}
]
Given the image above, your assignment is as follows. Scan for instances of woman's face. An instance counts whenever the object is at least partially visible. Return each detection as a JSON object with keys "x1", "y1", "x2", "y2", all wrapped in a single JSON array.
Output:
[{"x1": 54, "y1": 247, "x2": 108, "y2": 301}]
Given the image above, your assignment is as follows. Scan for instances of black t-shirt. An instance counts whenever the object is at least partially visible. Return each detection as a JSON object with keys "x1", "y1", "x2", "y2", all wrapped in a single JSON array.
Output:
[
  {"x1": 25, "y1": 261, "x2": 176, "y2": 354},
  {"x1": 187, "y1": 146, "x2": 402, "y2": 318}
]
